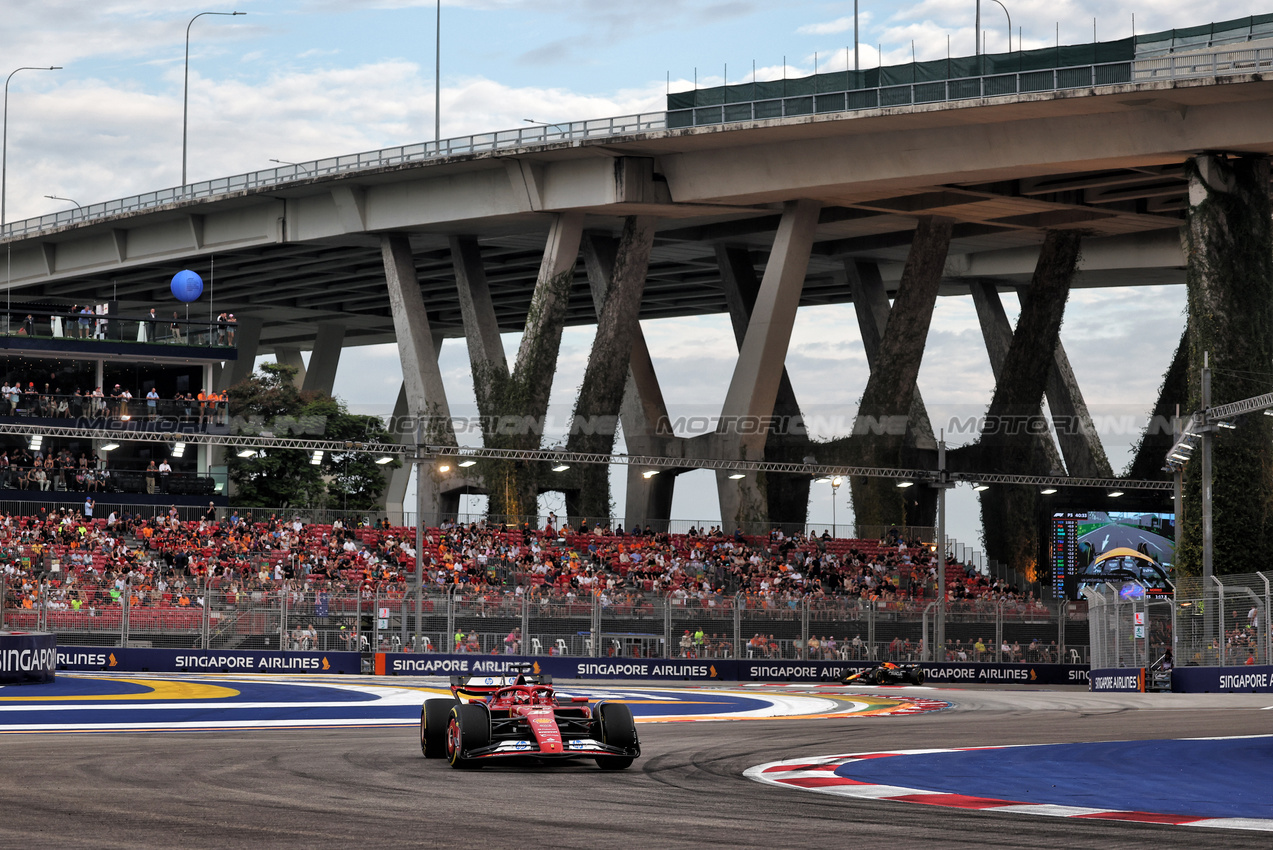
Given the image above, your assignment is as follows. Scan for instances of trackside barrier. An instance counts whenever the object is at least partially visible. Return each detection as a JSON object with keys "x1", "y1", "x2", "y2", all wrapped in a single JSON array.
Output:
[
  {"x1": 55, "y1": 646, "x2": 361, "y2": 674},
  {"x1": 1171, "y1": 664, "x2": 1273, "y2": 693},
  {"x1": 373, "y1": 652, "x2": 1089, "y2": 686},
  {"x1": 1088, "y1": 667, "x2": 1147, "y2": 692},
  {"x1": 0, "y1": 630, "x2": 57, "y2": 684}
]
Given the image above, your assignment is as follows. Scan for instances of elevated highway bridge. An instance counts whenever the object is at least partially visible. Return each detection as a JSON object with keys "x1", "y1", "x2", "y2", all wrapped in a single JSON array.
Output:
[{"x1": 2, "y1": 35, "x2": 1271, "y2": 566}]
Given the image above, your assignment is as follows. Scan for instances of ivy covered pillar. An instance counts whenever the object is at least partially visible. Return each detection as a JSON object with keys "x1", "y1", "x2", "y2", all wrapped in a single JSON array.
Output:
[
  {"x1": 716, "y1": 199, "x2": 820, "y2": 533},
  {"x1": 453, "y1": 214, "x2": 584, "y2": 523},
  {"x1": 1178, "y1": 154, "x2": 1273, "y2": 577},
  {"x1": 580, "y1": 231, "x2": 684, "y2": 532},
  {"x1": 564, "y1": 217, "x2": 657, "y2": 524},
  {"x1": 847, "y1": 259, "x2": 938, "y2": 531},
  {"x1": 976, "y1": 230, "x2": 1083, "y2": 579},
  {"x1": 849, "y1": 217, "x2": 953, "y2": 532}
]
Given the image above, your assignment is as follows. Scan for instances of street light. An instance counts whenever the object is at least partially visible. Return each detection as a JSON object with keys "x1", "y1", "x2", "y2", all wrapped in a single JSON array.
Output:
[
  {"x1": 986, "y1": 0, "x2": 1013, "y2": 52},
  {"x1": 269, "y1": 158, "x2": 309, "y2": 174},
  {"x1": 3, "y1": 66, "x2": 62, "y2": 231},
  {"x1": 44, "y1": 194, "x2": 81, "y2": 209},
  {"x1": 182, "y1": 11, "x2": 245, "y2": 188},
  {"x1": 829, "y1": 476, "x2": 842, "y2": 537}
]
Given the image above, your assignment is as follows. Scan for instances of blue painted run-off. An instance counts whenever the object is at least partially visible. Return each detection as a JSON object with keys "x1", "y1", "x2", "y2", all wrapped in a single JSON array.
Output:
[{"x1": 837, "y1": 737, "x2": 1273, "y2": 819}]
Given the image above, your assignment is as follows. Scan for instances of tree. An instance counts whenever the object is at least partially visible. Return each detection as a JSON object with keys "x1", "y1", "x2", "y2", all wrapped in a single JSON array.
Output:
[{"x1": 226, "y1": 362, "x2": 399, "y2": 510}]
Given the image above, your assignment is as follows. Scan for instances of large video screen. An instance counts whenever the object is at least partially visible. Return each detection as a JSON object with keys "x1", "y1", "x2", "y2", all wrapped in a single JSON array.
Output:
[{"x1": 1050, "y1": 511, "x2": 1175, "y2": 600}]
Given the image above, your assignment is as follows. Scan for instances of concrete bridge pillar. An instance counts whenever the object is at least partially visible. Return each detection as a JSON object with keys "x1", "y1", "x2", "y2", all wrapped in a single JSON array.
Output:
[
  {"x1": 715, "y1": 199, "x2": 820, "y2": 532},
  {"x1": 717, "y1": 244, "x2": 812, "y2": 529},
  {"x1": 564, "y1": 217, "x2": 656, "y2": 524},
  {"x1": 273, "y1": 348, "x2": 307, "y2": 389},
  {"x1": 976, "y1": 230, "x2": 1083, "y2": 576},
  {"x1": 849, "y1": 217, "x2": 953, "y2": 532},
  {"x1": 579, "y1": 231, "x2": 685, "y2": 532},
  {"x1": 219, "y1": 316, "x2": 263, "y2": 390},
  {"x1": 382, "y1": 233, "x2": 457, "y2": 525},
  {"x1": 301, "y1": 322, "x2": 346, "y2": 395},
  {"x1": 1178, "y1": 154, "x2": 1273, "y2": 576},
  {"x1": 846, "y1": 259, "x2": 939, "y2": 530}
]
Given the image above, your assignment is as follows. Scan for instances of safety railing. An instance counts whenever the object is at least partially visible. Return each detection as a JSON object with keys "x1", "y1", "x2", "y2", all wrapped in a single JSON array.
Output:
[
  {"x1": 0, "y1": 44, "x2": 1264, "y2": 243},
  {"x1": 2, "y1": 580, "x2": 1086, "y2": 663}
]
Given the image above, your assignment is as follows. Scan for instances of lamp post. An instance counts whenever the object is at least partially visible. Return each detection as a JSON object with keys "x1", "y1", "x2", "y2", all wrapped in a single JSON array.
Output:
[
  {"x1": 987, "y1": 0, "x2": 1012, "y2": 52},
  {"x1": 435, "y1": 0, "x2": 441, "y2": 144},
  {"x1": 3, "y1": 66, "x2": 62, "y2": 231},
  {"x1": 830, "y1": 476, "x2": 842, "y2": 537},
  {"x1": 268, "y1": 158, "x2": 310, "y2": 175},
  {"x1": 44, "y1": 194, "x2": 81, "y2": 212},
  {"x1": 182, "y1": 11, "x2": 245, "y2": 188}
]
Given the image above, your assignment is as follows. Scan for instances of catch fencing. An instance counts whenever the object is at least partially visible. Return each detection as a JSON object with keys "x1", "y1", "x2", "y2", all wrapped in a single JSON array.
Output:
[
  {"x1": 2, "y1": 581, "x2": 1087, "y2": 663},
  {"x1": 1085, "y1": 571, "x2": 1270, "y2": 668}
]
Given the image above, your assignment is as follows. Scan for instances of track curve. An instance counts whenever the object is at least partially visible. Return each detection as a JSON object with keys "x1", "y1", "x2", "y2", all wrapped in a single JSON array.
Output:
[{"x1": 2, "y1": 683, "x2": 1271, "y2": 849}]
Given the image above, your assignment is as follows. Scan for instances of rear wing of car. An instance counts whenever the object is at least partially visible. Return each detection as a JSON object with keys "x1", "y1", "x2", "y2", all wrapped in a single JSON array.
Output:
[{"x1": 450, "y1": 663, "x2": 553, "y2": 701}]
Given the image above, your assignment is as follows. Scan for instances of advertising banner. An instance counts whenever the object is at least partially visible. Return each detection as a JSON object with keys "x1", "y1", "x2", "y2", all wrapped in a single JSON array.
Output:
[
  {"x1": 373, "y1": 653, "x2": 1088, "y2": 686},
  {"x1": 1172, "y1": 664, "x2": 1273, "y2": 693},
  {"x1": 0, "y1": 631, "x2": 57, "y2": 685},
  {"x1": 1088, "y1": 667, "x2": 1146, "y2": 692},
  {"x1": 55, "y1": 646, "x2": 362, "y2": 675}
]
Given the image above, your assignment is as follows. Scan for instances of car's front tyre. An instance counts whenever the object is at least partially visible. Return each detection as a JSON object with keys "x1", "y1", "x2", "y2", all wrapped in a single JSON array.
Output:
[
  {"x1": 421, "y1": 697, "x2": 459, "y2": 758},
  {"x1": 593, "y1": 702, "x2": 638, "y2": 770},
  {"x1": 446, "y1": 704, "x2": 490, "y2": 769}
]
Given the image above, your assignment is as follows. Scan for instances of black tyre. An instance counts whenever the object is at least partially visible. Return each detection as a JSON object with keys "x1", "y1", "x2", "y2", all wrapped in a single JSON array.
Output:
[
  {"x1": 421, "y1": 697, "x2": 459, "y2": 758},
  {"x1": 908, "y1": 669, "x2": 925, "y2": 686},
  {"x1": 593, "y1": 702, "x2": 638, "y2": 770},
  {"x1": 446, "y1": 704, "x2": 490, "y2": 769}
]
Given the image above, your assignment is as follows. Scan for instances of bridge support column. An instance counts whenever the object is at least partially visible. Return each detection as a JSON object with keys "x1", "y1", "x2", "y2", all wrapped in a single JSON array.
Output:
[
  {"x1": 564, "y1": 217, "x2": 656, "y2": 524},
  {"x1": 714, "y1": 199, "x2": 820, "y2": 532},
  {"x1": 717, "y1": 244, "x2": 812, "y2": 529},
  {"x1": 1127, "y1": 330, "x2": 1189, "y2": 480},
  {"x1": 846, "y1": 259, "x2": 938, "y2": 531},
  {"x1": 1179, "y1": 154, "x2": 1273, "y2": 576},
  {"x1": 302, "y1": 322, "x2": 346, "y2": 395},
  {"x1": 850, "y1": 217, "x2": 953, "y2": 532},
  {"x1": 579, "y1": 232, "x2": 684, "y2": 532},
  {"x1": 977, "y1": 230, "x2": 1083, "y2": 577},
  {"x1": 220, "y1": 316, "x2": 262, "y2": 390},
  {"x1": 273, "y1": 347, "x2": 306, "y2": 389},
  {"x1": 382, "y1": 234, "x2": 457, "y2": 525}
]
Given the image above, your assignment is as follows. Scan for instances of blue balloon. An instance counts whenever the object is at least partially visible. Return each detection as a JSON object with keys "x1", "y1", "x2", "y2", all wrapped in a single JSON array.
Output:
[{"x1": 171, "y1": 270, "x2": 204, "y2": 302}]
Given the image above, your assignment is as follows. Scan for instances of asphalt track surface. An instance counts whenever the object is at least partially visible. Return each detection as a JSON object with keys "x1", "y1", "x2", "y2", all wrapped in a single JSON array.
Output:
[{"x1": 3, "y1": 681, "x2": 1273, "y2": 849}]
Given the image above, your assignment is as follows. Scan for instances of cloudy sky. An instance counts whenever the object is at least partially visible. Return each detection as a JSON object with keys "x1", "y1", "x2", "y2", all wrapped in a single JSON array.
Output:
[{"x1": 3, "y1": 0, "x2": 1263, "y2": 549}]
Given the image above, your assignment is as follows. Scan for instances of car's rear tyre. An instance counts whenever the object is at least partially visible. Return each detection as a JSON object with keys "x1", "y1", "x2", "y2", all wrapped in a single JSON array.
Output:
[
  {"x1": 593, "y1": 702, "x2": 637, "y2": 770},
  {"x1": 908, "y1": 669, "x2": 925, "y2": 686},
  {"x1": 446, "y1": 704, "x2": 490, "y2": 769},
  {"x1": 421, "y1": 697, "x2": 459, "y2": 758}
]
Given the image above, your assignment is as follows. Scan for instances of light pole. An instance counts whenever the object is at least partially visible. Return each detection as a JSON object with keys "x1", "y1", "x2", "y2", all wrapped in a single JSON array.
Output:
[
  {"x1": 987, "y1": 0, "x2": 1012, "y2": 52},
  {"x1": 268, "y1": 158, "x2": 310, "y2": 174},
  {"x1": 182, "y1": 11, "x2": 245, "y2": 188},
  {"x1": 830, "y1": 476, "x2": 841, "y2": 537},
  {"x1": 3, "y1": 66, "x2": 62, "y2": 231},
  {"x1": 44, "y1": 194, "x2": 81, "y2": 210},
  {"x1": 523, "y1": 118, "x2": 567, "y2": 137},
  {"x1": 435, "y1": 0, "x2": 441, "y2": 144}
]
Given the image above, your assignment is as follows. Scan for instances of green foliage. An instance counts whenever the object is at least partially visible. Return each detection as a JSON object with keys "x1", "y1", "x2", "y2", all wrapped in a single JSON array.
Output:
[
  {"x1": 1178, "y1": 156, "x2": 1273, "y2": 577},
  {"x1": 226, "y1": 362, "x2": 398, "y2": 510}
]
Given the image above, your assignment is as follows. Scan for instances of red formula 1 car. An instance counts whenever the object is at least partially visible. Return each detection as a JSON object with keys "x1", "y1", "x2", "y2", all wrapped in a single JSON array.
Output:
[{"x1": 419, "y1": 666, "x2": 640, "y2": 770}]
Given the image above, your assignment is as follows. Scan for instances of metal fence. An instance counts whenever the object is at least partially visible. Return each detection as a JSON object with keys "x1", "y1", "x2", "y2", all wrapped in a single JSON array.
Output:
[
  {"x1": 2, "y1": 580, "x2": 1087, "y2": 663},
  {"x1": 1, "y1": 43, "x2": 1264, "y2": 243},
  {"x1": 1085, "y1": 571, "x2": 1271, "y2": 668}
]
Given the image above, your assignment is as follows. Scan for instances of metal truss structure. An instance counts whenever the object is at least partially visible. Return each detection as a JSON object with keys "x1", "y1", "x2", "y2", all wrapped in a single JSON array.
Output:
[{"x1": 0, "y1": 422, "x2": 1172, "y2": 491}]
